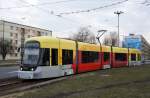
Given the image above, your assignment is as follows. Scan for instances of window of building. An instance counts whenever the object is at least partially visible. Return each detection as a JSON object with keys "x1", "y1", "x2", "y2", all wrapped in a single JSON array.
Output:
[
  {"x1": 21, "y1": 28, "x2": 25, "y2": 37},
  {"x1": 15, "y1": 40, "x2": 18, "y2": 44},
  {"x1": 131, "y1": 54, "x2": 136, "y2": 61},
  {"x1": 104, "y1": 52, "x2": 110, "y2": 61},
  {"x1": 10, "y1": 32, "x2": 13, "y2": 37},
  {"x1": 10, "y1": 53, "x2": 13, "y2": 57},
  {"x1": 82, "y1": 51, "x2": 99, "y2": 63},
  {"x1": 138, "y1": 54, "x2": 141, "y2": 61},
  {"x1": 15, "y1": 53, "x2": 18, "y2": 57},
  {"x1": 62, "y1": 49, "x2": 73, "y2": 65},
  {"x1": 16, "y1": 27, "x2": 19, "y2": 30},
  {"x1": 15, "y1": 47, "x2": 18, "y2": 50},
  {"x1": 10, "y1": 46, "x2": 13, "y2": 50},
  {"x1": 15, "y1": 33, "x2": 18, "y2": 38},
  {"x1": 10, "y1": 40, "x2": 13, "y2": 44},
  {"x1": 10, "y1": 26, "x2": 13, "y2": 30},
  {"x1": 32, "y1": 30, "x2": 35, "y2": 33},
  {"x1": 115, "y1": 53, "x2": 127, "y2": 61},
  {"x1": 37, "y1": 31, "x2": 41, "y2": 36}
]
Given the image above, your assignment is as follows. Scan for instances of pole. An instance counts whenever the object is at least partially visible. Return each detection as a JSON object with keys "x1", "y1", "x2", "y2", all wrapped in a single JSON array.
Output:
[
  {"x1": 2, "y1": 20, "x2": 4, "y2": 41},
  {"x1": 118, "y1": 14, "x2": 119, "y2": 47},
  {"x1": 2, "y1": 20, "x2": 4, "y2": 44},
  {"x1": 114, "y1": 11, "x2": 123, "y2": 47},
  {"x1": 2, "y1": 20, "x2": 5, "y2": 60},
  {"x1": 21, "y1": 28, "x2": 25, "y2": 64},
  {"x1": 50, "y1": 30, "x2": 52, "y2": 36}
]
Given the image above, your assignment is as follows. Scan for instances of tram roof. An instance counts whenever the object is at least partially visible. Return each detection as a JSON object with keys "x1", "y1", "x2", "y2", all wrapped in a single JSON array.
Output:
[{"x1": 26, "y1": 36, "x2": 141, "y2": 53}]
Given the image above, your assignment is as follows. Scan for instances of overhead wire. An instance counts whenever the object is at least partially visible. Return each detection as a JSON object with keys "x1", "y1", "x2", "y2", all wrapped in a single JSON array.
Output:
[
  {"x1": 18, "y1": 0, "x2": 128, "y2": 29},
  {"x1": 1, "y1": 0, "x2": 129, "y2": 29},
  {"x1": 0, "y1": 0, "x2": 80, "y2": 10},
  {"x1": 57, "y1": 0, "x2": 129, "y2": 16},
  {"x1": 0, "y1": 0, "x2": 129, "y2": 16},
  {"x1": 18, "y1": 0, "x2": 84, "y2": 26}
]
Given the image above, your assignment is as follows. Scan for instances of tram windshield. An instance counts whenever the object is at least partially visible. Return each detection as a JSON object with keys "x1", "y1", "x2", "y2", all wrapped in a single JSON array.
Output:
[{"x1": 23, "y1": 42, "x2": 40, "y2": 66}]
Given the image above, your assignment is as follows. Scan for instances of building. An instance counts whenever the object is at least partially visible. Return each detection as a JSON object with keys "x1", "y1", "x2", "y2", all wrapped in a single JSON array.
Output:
[
  {"x1": 123, "y1": 34, "x2": 150, "y2": 60},
  {"x1": 0, "y1": 20, "x2": 52, "y2": 60}
]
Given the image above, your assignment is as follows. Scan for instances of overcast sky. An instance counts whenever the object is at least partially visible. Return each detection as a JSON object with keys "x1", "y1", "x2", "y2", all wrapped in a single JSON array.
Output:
[{"x1": 0, "y1": 0, "x2": 150, "y2": 43}]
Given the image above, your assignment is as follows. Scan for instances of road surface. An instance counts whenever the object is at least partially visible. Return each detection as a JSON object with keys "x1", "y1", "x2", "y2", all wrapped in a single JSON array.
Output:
[{"x1": 0, "y1": 66, "x2": 19, "y2": 79}]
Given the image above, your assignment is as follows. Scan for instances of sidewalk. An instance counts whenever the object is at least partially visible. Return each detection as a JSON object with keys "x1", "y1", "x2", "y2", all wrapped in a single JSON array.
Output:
[{"x1": 0, "y1": 60, "x2": 20, "y2": 67}]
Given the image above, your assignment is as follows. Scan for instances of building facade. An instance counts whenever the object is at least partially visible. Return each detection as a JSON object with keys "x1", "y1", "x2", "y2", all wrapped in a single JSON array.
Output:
[
  {"x1": 0, "y1": 20, "x2": 52, "y2": 60},
  {"x1": 123, "y1": 34, "x2": 150, "y2": 60}
]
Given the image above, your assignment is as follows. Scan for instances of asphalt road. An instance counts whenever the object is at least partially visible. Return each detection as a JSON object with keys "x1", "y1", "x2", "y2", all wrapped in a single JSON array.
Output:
[{"x1": 0, "y1": 66, "x2": 19, "y2": 79}]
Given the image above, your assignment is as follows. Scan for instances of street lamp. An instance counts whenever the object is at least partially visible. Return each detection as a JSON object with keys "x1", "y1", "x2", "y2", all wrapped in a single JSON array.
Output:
[
  {"x1": 2, "y1": 20, "x2": 4, "y2": 48},
  {"x1": 114, "y1": 11, "x2": 124, "y2": 47},
  {"x1": 1, "y1": 19, "x2": 5, "y2": 60},
  {"x1": 96, "y1": 30, "x2": 107, "y2": 67}
]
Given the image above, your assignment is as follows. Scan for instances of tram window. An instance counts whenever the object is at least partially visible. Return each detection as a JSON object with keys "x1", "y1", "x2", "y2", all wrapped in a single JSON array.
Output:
[
  {"x1": 138, "y1": 54, "x2": 141, "y2": 61},
  {"x1": 39, "y1": 48, "x2": 50, "y2": 66},
  {"x1": 82, "y1": 51, "x2": 98, "y2": 63},
  {"x1": 51, "y1": 49, "x2": 58, "y2": 66},
  {"x1": 62, "y1": 49, "x2": 73, "y2": 65},
  {"x1": 104, "y1": 52, "x2": 110, "y2": 61},
  {"x1": 131, "y1": 54, "x2": 136, "y2": 61},
  {"x1": 115, "y1": 53, "x2": 127, "y2": 61}
]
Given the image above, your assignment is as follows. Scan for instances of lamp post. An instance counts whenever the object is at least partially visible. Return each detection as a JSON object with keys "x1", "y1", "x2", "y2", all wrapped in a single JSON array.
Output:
[
  {"x1": 96, "y1": 30, "x2": 107, "y2": 67},
  {"x1": 2, "y1": 20, "x2": 4, "y2": 48},
  {"x1": 114, "y1": 11, "x2": 123, "y2": 47},
  {"x1": 2, "y1": 19, "x2": 5, "y2": 60},
  {"x1": 20, "y1": 28, "x2": 25, "y2": 64}
]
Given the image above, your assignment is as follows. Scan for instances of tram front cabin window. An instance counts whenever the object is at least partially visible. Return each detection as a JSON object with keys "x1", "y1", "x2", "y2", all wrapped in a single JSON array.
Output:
[{"x1": 23, "y1": 42, "x2": 40, "y2": 66}]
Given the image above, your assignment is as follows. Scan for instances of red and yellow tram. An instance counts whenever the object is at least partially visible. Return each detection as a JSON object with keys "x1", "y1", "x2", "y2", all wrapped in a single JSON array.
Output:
[{"x1": 18, "y1": 36, "x2": 141, "y2": 79}]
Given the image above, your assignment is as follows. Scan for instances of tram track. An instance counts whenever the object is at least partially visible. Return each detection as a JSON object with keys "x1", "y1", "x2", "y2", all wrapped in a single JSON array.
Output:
[
  {"x1": 0, "y1": 69, "x2": 96, "y2": 97},
  {"x1": 0, "y1": 76, "x2": 68, "y2": 97},
  {"x1": 0, "y1": 80, "x2": 20, "y2": 89},
  {"x1": 0, "y1": 69, "x2": 115, "y2": 97}
]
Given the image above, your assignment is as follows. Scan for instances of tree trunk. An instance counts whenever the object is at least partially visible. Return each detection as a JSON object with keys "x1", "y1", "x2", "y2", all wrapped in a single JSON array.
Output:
[{"x1": 2, "y1": 54, "x2": 6, "y2": 60}]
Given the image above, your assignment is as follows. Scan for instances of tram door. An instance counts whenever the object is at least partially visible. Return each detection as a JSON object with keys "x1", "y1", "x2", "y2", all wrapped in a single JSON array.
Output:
[
  {"x1": 41, "y1": 48, "x2": 50, "y2": 66},
  {"x1": 51, "y1": 48, "x2": 58, "y2": 65}
]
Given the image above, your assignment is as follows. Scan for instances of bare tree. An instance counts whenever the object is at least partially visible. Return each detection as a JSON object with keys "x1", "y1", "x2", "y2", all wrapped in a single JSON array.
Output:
[
  {"x1": 103, "y1": 36, "x2": 110, "y2": 45},
  {"x1": 103, "y1": 32, "x2": 118, "y2": 46},
  {"x1": 71, "y1": 27, "x2": 96, "y2": 44},
  {"x1": 0, "y1": 38, "x2": 13, "y2": 60}
]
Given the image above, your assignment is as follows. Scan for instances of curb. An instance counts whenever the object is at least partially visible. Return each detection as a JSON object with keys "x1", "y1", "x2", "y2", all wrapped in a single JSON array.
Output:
[{"x1": 0, "y1": 63, "x2": 18, "y2": 67}]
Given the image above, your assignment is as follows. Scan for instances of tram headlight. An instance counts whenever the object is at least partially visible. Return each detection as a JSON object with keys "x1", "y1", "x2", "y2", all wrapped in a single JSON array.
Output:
[
  {"x1": 20, "y1": 67, "x2": 23, "y2": 71},
  {"x1": 31, "y1": 68, "x2": 34, "y2": 71}
]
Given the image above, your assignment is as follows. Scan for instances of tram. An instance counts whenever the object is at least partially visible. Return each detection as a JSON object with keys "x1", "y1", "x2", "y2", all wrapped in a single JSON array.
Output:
[{"x1": 18, "y1": 36, "x2": 141, "y2": 79}]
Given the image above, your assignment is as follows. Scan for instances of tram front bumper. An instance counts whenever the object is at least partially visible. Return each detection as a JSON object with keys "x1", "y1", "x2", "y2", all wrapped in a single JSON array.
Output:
[{"x1": 18, "y1": 71, "x2": 41, "y2": 79}]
